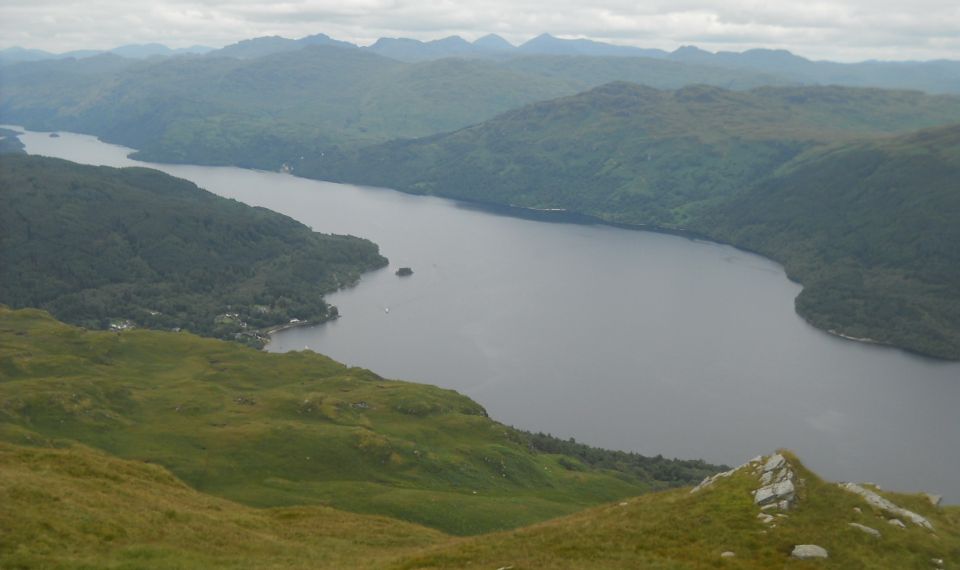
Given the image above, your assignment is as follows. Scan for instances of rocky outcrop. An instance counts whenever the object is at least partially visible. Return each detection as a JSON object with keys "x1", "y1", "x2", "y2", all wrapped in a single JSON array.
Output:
[
  {"x1": 690, "y1": 458, "x2": 758, "y2": 493},
  {"x1": 753, "y1": 453, "x2": 797, "y2": 511},
  {"x1": 839, "y1": 482, "x2": 934, "y2": 531},
  {"x1": 791, "y1": 544, "x2": 829, "y2": 559}
]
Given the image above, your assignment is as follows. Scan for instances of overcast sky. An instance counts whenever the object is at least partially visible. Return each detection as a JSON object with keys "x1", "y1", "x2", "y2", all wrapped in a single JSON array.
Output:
[{"x1": 1, "y1": 0, "x2": 958, "y2": 62}]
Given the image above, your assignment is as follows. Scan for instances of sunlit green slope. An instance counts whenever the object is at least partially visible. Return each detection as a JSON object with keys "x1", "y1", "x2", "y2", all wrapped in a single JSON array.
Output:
[
  {"x1": 4, "y1": 441, "x2": 955, "y2": 569},
  {"x1": 0, "y1": 307, "x2": 718, "y2": 535},
  {"x1": 0, "y1": 441, "x2": 445, "y2": 570},
  {"x1": 393, "y1": 452, "x2": 960, "y2": 569}
]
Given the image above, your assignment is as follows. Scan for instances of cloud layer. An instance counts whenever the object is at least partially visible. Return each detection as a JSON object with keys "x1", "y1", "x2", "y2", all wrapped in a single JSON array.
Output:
[{"x1": 1, "y1": 0, "x2": 958, "y2": 61}]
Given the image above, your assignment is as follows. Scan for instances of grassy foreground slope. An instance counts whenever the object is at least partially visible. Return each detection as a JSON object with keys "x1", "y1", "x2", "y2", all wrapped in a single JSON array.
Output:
[
  {"x1": 0, "y1": 154, "x2": 386, "y2": 344},
  {"x1": 0, "y1": 442, "x2": 445, "y2": 570},
  {"x1": 0, "y1": 307, "x2": 719, "y2": 535},
  {"x1": 301, "y1": 83, "x2": 960, "y2": 358},
  {"x1": 4, "y1": 443, "x2": 957, "y2": 569},
  {"x1": 394, "y1": 452, "x2": 960, "y2": 569}
]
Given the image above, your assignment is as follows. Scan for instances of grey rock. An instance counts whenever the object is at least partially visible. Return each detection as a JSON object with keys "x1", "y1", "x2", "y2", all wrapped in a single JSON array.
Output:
[
  {"x1": 924, "y1": 493, "x2": 943, "y2": 508},
  {"x1": 848, "y1": 522, "x2": 881, "y2": 538},
  {"x1": 791, "y1": 544, "x2": 829, "y2": 559},
  {"x1": 691, "y1": 462, "x2": 749, "y2": 493},
  {"x1": 840, "y1": 483, "x2": 934, "y2": 530},
  {"x1": 755, "y1": 486, "x2": 777, "y2": 505},
  {"x1": 758, "y1": 513, "x2": 775, "y2": 524},
  {"x1": 888, "y1": 518, "x2": 906, "y2": 528},
  {"x1": 720, "y1": 551, "x2": 735, "y2": 558},
  {"x1": 763, "y1": 454, "x2": 786, "y2": 473},
  {"x1": 755, "y1": 479, "x2": 795, "y2": 506},
  {"x1": 774, "y1": 468, "x2": 794, "y2": 482}
]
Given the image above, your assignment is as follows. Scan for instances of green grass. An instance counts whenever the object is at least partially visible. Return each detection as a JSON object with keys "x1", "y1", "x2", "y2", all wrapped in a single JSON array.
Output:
[
  {"x1": 0, "y1": 307, "x2": 718, "y2": 535},
  {"x1": 0, "y1": 441, "x2": 447, "y2": 570},
  {"x1": 4, "y1": 440, "x2": 956, "y2": 569},
  {"x1": 2, "y1": 311, "x2": 954, "y2": 567},
  {"x1": 391, "y1": 451, "x2": 960, "y2": 569}
]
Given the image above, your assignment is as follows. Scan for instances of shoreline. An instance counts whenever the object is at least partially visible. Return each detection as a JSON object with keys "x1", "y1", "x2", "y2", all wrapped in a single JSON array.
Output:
[
  {"x1": 10, "y1": 124, "x2": 956, "y2": 362},
  {"x1": 827, "y1": 329, "x2": 880, "y2": 345}
]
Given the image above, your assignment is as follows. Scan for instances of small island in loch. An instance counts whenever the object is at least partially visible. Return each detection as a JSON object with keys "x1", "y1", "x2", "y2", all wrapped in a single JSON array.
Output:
[{"x1": 396, "y1": 266, "x2": 414, "y2": 276}]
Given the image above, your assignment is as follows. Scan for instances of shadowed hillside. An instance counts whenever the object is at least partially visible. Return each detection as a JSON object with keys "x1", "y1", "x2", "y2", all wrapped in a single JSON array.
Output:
[{"x1": 700, "y1": 124, "x2": 960, "y2": 358}]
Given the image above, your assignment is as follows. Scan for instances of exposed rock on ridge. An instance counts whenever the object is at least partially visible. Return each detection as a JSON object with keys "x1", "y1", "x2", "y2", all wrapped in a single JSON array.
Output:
[{"x1": 840, "y1": 482, "x2": 935, "y2": 531}]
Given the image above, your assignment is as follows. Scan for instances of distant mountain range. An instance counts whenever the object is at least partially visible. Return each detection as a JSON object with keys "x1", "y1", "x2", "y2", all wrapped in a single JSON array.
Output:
[
  {"x1": 0, "y1": 43, "x2": 212, "y2": 62},
  {"x1": 4, "y1": 32, "x2": 959, "y2": 92}
]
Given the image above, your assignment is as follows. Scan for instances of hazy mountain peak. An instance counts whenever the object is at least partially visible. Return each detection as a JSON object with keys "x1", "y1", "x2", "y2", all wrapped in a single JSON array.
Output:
[
  {"x1": 672, "y1": 45, "x2": 712, "y2": 57},
  {"x1": 212, "y1": 33, "x2": 354, "y2": 59},
  {"x1": 523, "y1": 32, "x2": 559, "y2": 45},
  {"x1": 518, "y1": 33, "x2": 667, "y2": 58},
  {"x1": 474, "y1": 33, "x2": 514, "y2": 50},
  {"x1": 432, "y1": 35, "x2": 471, "y2": 46}
]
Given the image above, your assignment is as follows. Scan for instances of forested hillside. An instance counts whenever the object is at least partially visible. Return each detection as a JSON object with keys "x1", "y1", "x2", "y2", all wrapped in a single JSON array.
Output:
[
  {"x1": 299, "y1": 83, "x2": 960, "y2": 358},
  {"x1": 302, "y1": 82, "x2": 960, "y2": 226},
  {"x1": 700, "y1": 125, "x2": 960, "y2": 358},
  {"x1": 0, "y1": 155, "x2": 387, "y2": 343},
  {"x1": 0, "y1": 46, "x2": 798, "y2": 169}
]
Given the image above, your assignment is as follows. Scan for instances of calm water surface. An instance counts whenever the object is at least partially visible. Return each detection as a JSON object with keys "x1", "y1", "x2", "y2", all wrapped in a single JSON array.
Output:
[{"x1": 15, "y1": 126, "x2": 960, "y2": 502}]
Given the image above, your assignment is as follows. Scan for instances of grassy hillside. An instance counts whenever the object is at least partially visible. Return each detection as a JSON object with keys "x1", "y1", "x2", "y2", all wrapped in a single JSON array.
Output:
[
  {"x1": 4, "y1": 441, "x2": 956, "y2": 569},
  {"x1": 0, "y1": 442, "x2": 446, "y2": 569},
  {"x1": 700, "y1": 125, "x2": 960, "y2": 359},
  {"x1": 0, "y1": 154, "x2": 386, "y2": 344},
  {"x1": 393, "y1": 452, "x2": 960, "y2": 569},
  {"x1": 0, "y1": 307, "x2": 720, "y2": 535}
]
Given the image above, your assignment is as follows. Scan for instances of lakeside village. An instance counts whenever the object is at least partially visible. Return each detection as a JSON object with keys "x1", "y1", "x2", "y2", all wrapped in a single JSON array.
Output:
[
  {"x1": 105, "y1": 267, "x2": 416, "y2": 346},
  {"x1": 109, "y1": 308, "x2": 309, "y2": 348}
]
